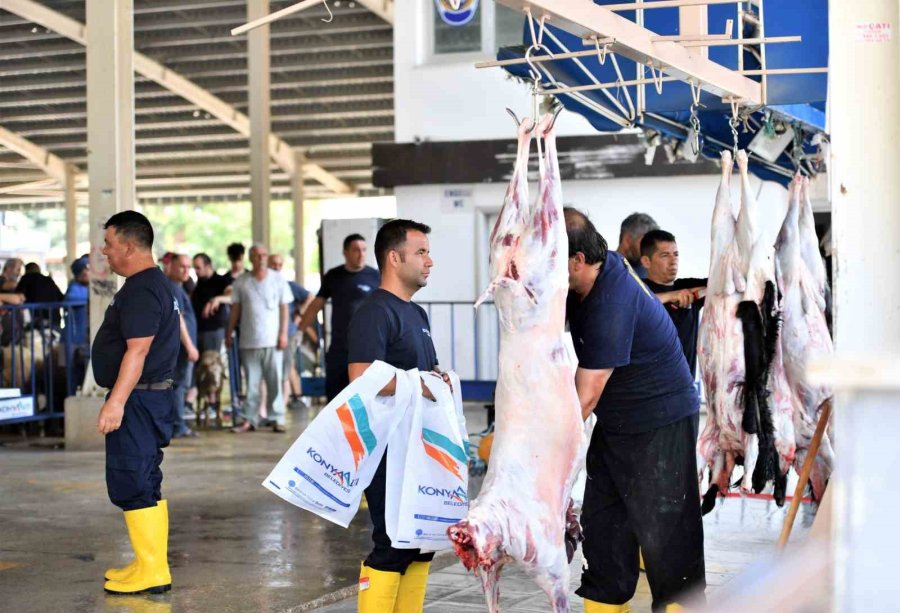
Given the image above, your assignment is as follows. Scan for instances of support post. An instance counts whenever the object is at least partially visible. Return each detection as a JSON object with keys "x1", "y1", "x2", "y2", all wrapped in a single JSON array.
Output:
[
  {"x1": 291, "y1": 150, "x2": 306, "y2": 286},
  {"x1": 64, "y1": 164, "x2": 78, "y2": 267},
  {"x1": 248, "y1": 0, "x2": 271, "y2": 247},
  {"x1": 829, "y1": 0, "x2": 900, "y2": 608},
  {"x1": 679, "y1": 5, "x2": 709, "y2": 58},
  {"x1": 82, "y1": 0, "x2": 136, "y2": 393}
]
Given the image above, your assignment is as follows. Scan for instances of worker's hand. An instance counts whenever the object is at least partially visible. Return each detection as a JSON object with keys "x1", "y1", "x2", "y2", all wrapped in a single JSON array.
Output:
[
  {"x1": 662, "y1": 289, "x2": 696, "y2": 308},
  {"x1": 97, "y1": 398, "x2": 125, "y2": 434},
  {"x1": 202, "y1": 302, "x2": 214, "y2": 319},
  {"x1": 187, "y1": 344, "x2": 199, "y2": 362},
  {"x1": 277, "y1": 332, "x2": 288, "y2": 351},
  {"x1": 1, "y1": 293, "x2": 24, "y2": 305},
  {"x1": 432, "y1": 368, "x2": 453, "y2": 393},
  {"x1": 225, "y1": 332, "x2": 234, "y2": 350}
]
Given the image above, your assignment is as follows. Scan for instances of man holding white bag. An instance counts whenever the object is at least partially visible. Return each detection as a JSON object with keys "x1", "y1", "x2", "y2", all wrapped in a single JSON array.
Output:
[{"x1": 347, "y1": 218, "x2": 450, "y2": 613}]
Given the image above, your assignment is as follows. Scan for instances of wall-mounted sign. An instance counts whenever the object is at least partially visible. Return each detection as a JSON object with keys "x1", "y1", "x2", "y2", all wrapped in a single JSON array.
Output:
[
  {"x1": 434, "y1": 0, "x2": 479, "y2": 26},
  {"x1": 441, "y1": 187, "x2": 473, "y2": 213},
  {"x1": 0, "y1": 395, "x2": 35, "y2": 423}
]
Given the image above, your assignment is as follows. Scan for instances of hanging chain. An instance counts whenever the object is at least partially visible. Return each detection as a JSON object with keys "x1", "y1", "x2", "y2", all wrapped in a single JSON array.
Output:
[
  {"x1": 689, "y1": 101, "x2": 704, "y2": 156},
  {"x1": 729, "y1": 116, "x2": 740, "y2": 157}
]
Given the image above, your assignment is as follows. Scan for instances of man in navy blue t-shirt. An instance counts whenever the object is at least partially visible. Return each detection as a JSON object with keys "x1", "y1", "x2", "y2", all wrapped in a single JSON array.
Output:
[
  {"x1": 346, "y1": 219, "x2": 445, "y2": 613},
  {"x1": 298, "y1": 233, "x2": 380, "y2": 400},
  {"x1": 564, "y1": 208, "x2": 705, "y2": 612},
  {"x1": 93, "y1": 211, "x2": 180, "y2": 596}
]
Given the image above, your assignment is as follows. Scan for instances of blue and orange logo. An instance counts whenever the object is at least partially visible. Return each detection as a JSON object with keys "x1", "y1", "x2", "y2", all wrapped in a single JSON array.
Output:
[
  {"x1": 434, "y1": 0, "x2": 479, "y2": 27},
  {"x1": 422, "y1": 428, "x2": 468, "y2": 481},
  {"x1": 336, "y1": 394, "x2": 377, "y2": 470}
]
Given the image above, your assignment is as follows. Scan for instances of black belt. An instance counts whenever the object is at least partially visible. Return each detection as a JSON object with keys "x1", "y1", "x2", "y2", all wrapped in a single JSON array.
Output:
[{"x1": 133, "y1": 380, "x2": 174, "y2": 391}]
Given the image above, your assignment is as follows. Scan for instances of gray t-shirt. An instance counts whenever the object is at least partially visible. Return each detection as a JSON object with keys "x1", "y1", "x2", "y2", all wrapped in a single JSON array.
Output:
[{"x1": 232, "y1": 271, "x2": 293, "y2": 349}]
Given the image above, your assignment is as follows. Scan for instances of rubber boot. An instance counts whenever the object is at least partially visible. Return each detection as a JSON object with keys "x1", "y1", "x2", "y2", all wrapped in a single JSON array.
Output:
[
  {"x1": 104, "y1": 503, "x2": 172, "y2": 594},
  {"x1": 583, "y1": 600, "x2": 631, "y2": 612},
  {"x1": 665, "y1": 605, "x2": 684, "y2": 612},
  {"x1": 357, "y1": 563, "x2": 401, "y2": 612},
  {"x1": 105, "y1": 500, "x2": 168, "y2": 581},
  {"x1": 393, "y1": 561, "x2": 430, "y2": 613}
]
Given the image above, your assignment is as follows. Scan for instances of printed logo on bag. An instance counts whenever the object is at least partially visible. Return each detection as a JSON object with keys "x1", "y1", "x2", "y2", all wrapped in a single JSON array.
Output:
[
  {"x1": 417, "y1": 484, "x2": 468, "y2": 507},
  {"x1": 336, "y1": 394, "x2": 377, "y2": 469},
  {"x1": 305, "y1": 447, "x2": 360, "y2": 491},
  {"x1": 421, "y1": 428, "x2": 468, "y2": 481}
]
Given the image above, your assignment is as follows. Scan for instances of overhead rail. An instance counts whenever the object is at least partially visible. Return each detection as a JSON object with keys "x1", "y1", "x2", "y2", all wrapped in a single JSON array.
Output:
[
  {"x1": 232, "y1": 0, "x2": 394, "y2": 34},
  {"x1": 480, "y1": 0, "x2": 827, "y2": 117}
]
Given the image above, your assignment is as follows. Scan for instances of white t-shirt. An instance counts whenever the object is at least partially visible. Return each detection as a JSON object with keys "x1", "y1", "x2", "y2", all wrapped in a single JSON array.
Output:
[{"x1": 232, "y1": 271, "x2": 293, "y2": 349}]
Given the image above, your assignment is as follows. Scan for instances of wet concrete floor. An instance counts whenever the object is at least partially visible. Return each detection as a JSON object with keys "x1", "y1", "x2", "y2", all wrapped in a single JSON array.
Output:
[{"x1": 1, "y1": 404, "x2": 817, "y2": 612}]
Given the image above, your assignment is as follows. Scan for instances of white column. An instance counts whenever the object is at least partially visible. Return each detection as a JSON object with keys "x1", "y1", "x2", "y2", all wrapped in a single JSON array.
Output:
[
  {"x1": 248, "y1": 0, "x2": 271, "y2": 247},
  {"x1": 83, "y1": 0, "x2": 135, "y2": 392},
  {"x1": 291, "y1": 150, "x2": 305, "y2": 285},
  {"x1": 64, "y1": 165, "x2": 78, "y2": 266},
  {"x1": 828, "y1": 0, "x2": 900, "y2": 609}
]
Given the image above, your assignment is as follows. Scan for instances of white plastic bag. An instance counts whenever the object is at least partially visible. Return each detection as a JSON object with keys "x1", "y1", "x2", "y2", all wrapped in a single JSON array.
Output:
[
  {"x1": 262, "y1": 361, "x2": 414, "y2": 528},
  {"x1": 386, "y1": 372, "x2": 470, "y2": 551}
]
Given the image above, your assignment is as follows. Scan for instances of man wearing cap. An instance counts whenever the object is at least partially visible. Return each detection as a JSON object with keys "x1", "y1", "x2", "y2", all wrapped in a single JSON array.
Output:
[{"x1": 93, "y1": 211, "x2": 181, "y2": 595}]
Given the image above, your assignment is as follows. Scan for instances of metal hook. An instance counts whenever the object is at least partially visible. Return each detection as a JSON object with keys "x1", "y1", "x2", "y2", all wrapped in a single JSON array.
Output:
[
  {"x1": 506, "y1": 107, "x2": 536, "y2": 134},
  {"x1": 593, "y1": 37, "x2": 610, "y2": 65},
  {"x1": 524, "y1": 43, "x2": 552, "y2": 84},
  {"x1": 321, "y1": 0, "x2": 333, "y2": 22},
  {"x1": 648, "y1": 62, "x2": 664, "y2": 95},
  {"x1": 544, "y1": 105, "x2": 564, "y2": 133},
  {"x1": 537, "y1": 13, "x2": 549, "y2": 46},
  {"x1": 689, "y1": 80, "x2": 702, "y2": 106}
]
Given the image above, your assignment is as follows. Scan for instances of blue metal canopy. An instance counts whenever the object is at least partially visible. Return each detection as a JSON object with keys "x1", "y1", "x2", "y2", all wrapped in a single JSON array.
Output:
[{"x1": 499, "y1": 0, "x2": 828, "y2": 184}]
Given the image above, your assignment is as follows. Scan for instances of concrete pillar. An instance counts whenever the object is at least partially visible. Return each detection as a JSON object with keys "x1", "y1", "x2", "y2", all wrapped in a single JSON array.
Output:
[
  {"x1": 291, "y1": 150, "x2": 305, "y2": 285},
  {"x1": 248, "y1": 0, "x2": 271, "y2": 247},
  {"x1": 64, "y1": 164, "x2": 78, "y2": 267},
  {"x1": 80, "y1": 0, "x2": 135, "y2": 393},
  {"x1": 828, "y1": 0, "x2": 900, "y2": 608}
]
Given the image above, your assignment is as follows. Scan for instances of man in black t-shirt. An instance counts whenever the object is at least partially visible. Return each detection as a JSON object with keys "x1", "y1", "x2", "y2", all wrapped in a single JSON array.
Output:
[
  {"x1": 564, "y1": 209, "x2": 705, "y2": 612},
  {"x1": 191, "y1": 253, "x2": 234, "y2": 354},
  {"x1": 297, "y1": 233, "x2": 380, "y2": 401},
  {"x1": 640, "y1": 230, "x2": 707, "y2": 379},
  {"x1": 347, "y1": 219, "x2": 444, "y2": 613},
  {"x1": 92, "y1": 211, "x2": 180, "y2": 596},
  {"x1": 16, "y1": 262, "x2": 64, "y2": 328}
]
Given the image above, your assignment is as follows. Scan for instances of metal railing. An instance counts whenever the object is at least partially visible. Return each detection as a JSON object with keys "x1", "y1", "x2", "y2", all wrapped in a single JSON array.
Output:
[{"x1": 0, "y1": 300, "x2": 88, "y2": 425}]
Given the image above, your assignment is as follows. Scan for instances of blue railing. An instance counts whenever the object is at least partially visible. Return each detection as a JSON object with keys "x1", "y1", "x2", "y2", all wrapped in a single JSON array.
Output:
[
  {"x1": 0, "y1": 300, "x2": 87, "y2": 426},
  {"x1": 293, "y1": 300, "x2": 500, "y2": 402}
]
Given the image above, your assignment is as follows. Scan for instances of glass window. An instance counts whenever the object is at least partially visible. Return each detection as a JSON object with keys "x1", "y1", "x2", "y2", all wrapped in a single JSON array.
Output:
[
  {"x1": 433, "y1": 1, "x2": 483, "y2": 55},
  {"x1": 495, "y1": 4, "x2": 524, "y2": 49}
]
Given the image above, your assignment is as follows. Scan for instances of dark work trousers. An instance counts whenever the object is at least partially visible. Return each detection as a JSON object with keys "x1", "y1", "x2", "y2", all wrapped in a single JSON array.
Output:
[
  {"x1": 363, "y1": 453, "x2": 434, "y2": 573},
  {"x1": 576, "y1": 414, "x2": 706, "y2": 611},
  {"x1": 324, "y1": 349, "x2": 350, "y2": 402},
  {"x1": 106, "y1": 389, "x2": 176, "y2": 511}
]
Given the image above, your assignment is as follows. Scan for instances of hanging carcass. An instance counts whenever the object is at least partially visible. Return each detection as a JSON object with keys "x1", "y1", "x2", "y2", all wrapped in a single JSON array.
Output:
[{"x1": 448, "y1": 113, "x2": 586, "y2": 612}]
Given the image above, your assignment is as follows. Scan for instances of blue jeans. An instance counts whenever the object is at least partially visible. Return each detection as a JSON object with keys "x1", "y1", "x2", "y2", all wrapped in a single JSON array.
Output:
[{"x1": 172, "y1": 357, "x2": 194, "y2": 435}]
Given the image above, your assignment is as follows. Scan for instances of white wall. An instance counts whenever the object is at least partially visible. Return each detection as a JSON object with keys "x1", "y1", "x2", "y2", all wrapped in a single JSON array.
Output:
[
  {"x1": 393, "y1": 0, "x2": 600, "y2": 143},
  {"x1": 397, "y1": 174, "x2": 788, "y2": 379}
]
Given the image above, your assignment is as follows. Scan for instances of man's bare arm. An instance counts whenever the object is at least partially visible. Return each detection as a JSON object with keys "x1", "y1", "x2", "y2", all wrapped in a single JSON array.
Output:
[
  {"x1": 574, "y1": 367, "x2": 614, "y2": 421},
  {"x1": 97, "y1": 336, "x2": 153, "y2": 434},
  {"x1": 297, "y1": 297, "x2": 326, "y2": 335}
]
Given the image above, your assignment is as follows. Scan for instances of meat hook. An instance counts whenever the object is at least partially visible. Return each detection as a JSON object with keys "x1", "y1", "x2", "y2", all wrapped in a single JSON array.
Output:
[{"x1": 505, "y1": 108, "x2": 536, "y2": 134}]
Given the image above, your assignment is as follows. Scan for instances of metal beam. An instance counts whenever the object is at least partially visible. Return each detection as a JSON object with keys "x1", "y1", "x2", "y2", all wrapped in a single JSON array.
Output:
[
  {"x1": 292, "y1": 149, "x2": 305, "y2": 285},
  {"x1": 0, "y1": 0, "x2": 352, "y2": 194},
  {"x1": 496, "y1": 0, "x2": 762, "y2": 104},
  {"x1": 0, "y1": 124, "x2": 68, "y2": 183},
  {"x1": 248, "y1": 0, "x2": 272, "y2": 246}
]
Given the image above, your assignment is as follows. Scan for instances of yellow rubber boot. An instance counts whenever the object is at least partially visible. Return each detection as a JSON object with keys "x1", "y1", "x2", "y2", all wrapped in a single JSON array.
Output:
[
  {"x1": 584, "y1": 600, "x2": 631, "y2": 612},
  {"x1": 393, "y1": 561, "x2": 430, "y2": 613},
  {"x1": 104, "y1": 503, "x2": 171, "y2": 595},
  {"x1": 105, "y1": 500, "x2": 168, "y2": 582},
  {"x1": 357, "y1": 563, "x2": 401, "y2": 612}
]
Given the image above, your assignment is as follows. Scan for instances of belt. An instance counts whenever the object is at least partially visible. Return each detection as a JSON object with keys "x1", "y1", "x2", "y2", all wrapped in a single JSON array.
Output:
[{"x1": 133, "y1": 380, "x2": 174, "y2": 391}]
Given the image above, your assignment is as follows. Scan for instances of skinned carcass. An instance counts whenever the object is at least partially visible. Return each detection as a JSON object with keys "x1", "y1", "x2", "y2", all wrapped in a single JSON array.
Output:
[
  {"x1": 697, "y1": 150, "x2": 747, "y2": 512},
  {"x1": 449, "y1": 114, "x2": 586, "y2": 612},
  {"x1": 776, "y1": 175, "x2": 834, "y2": 500}
]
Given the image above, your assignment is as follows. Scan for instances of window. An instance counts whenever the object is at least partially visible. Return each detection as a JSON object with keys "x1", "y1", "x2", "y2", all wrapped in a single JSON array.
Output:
[{"x1": 494, "y1": 4, "x2": 524, "y2": 49}]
